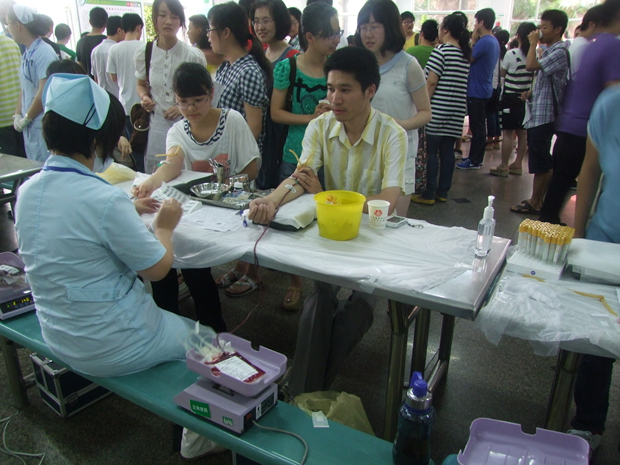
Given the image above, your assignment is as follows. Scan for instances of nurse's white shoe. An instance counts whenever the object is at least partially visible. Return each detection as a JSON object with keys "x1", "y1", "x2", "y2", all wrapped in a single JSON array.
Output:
[{"x1": 180, "y1": 428, "x2": 227, "y2": 460}]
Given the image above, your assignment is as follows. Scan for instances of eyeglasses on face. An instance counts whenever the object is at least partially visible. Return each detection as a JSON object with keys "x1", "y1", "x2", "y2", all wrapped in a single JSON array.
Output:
[
  {"x1": 358, "y1": 23, "x2": 384, "y2": 35},
  {"x1": 324, "y1": 29, "x2": 344, "y2": 39},
  {"x1": 252, "y1": 18, "x2": 274, "y2": 27},
  {"x1": 175, "y1": 97, "x2": 208, "y2": 110}
]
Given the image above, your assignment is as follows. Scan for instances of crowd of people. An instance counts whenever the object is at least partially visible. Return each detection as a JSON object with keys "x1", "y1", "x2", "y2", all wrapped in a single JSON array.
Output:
[{"x1": 2, "y1": 0, "x2": 620, "y2": 460}]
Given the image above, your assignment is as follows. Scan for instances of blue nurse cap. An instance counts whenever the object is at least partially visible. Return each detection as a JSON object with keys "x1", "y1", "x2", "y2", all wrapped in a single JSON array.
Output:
[{"x1": 43, "y1": 74, "x2": 110, "y2": 130}]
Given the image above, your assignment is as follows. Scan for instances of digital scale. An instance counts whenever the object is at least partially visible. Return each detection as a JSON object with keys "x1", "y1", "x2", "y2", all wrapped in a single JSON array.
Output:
[
  {"x1": 174, "y1": 333, "x2": 286, "y2": 435},
  {"x1": 0, "y1": 252, "x2": 36, "y2": 320}
]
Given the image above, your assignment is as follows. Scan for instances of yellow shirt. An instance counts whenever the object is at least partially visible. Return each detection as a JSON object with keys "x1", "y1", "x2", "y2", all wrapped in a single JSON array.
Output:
[
  {"x1": 404, "y1": 34, "x2": 417, "y2": 51},
  {"x1": 299, "y1": 108, "x2": 407, "y2": 196},
  {"x1": 0, "y1": 35, "x2": 21, "y2": 127}
]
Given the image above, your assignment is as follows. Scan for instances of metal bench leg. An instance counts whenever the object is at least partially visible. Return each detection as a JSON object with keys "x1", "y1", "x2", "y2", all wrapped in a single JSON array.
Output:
[
  {"x1": 384, "y1": 301, "x2": 420, "y2": 441},
  {"x1": 545, "y1": 349, "x2": 582, "y2": 431},
  {"x1": 0, "y1": 335, "x2": 29, "y2": 408}
]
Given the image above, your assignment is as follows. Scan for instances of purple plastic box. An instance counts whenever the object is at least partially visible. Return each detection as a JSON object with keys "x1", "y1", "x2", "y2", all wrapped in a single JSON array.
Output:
[
  {"x1": 458, "y1": 418, "x2": 589, "y2": 465},
  {"x1": 185, "y1": 333, "x2": 287, "y2": 398}
]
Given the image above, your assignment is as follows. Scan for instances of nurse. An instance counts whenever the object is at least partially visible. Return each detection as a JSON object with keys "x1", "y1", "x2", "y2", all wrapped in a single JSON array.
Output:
[
  {"x1": 6, "y1": 5, "x2": 58, "y2": 161},
  {"x1": 14, "y1": 74, "x2": 205, "y2": 377}
]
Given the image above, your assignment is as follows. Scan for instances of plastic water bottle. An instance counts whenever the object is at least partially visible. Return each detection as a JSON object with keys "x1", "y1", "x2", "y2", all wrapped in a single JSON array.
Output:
[
  {"x1": 475, "y1": 195, "x2": 496, "y2": 258},
  {"x1": 392, "y1": 372, "x2": 436, "y2": 465}
]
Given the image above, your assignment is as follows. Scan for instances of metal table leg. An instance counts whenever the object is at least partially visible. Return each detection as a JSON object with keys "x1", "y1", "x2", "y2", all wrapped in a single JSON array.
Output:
[
  {"x1": 0, "y1": 335, "x2": 29, "y2": 408},
  {"x1": 384, "y1": 300, "x2": 420, "y2": 441},
  {"x1": 426, "y1": 314, "x2": 455, "y2": 393},
  {"x1": 545, "y1": 349, "x2": 582, "y2": 431},
  {"x1": 410, "y1": 308, "x2": 431, "y2": 376}
]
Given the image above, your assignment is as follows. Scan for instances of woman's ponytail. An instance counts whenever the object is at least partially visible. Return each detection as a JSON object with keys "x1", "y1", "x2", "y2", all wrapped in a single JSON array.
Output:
[{"x1": 443, "y1": 13, "x2": 471, "y2": 61}]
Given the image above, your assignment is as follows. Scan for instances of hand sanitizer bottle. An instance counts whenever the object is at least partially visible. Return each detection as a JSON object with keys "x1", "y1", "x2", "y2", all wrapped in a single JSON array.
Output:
[{"x1": 475, "y1": 195, "x2": 496, "y2": 258}]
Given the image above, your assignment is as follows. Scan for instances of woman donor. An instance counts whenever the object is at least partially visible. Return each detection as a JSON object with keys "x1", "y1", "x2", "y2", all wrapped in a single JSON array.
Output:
[{"x1": 14, "y1": 74, "x2": 207, "y2": 378}]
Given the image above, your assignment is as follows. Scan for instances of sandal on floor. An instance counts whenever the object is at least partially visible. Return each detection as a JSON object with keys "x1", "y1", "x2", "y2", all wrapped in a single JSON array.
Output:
[
  {"x1": 511, "y1": 200, "x2": 540, "y2": 215},
  {"x1": 224, "y1": 275, "x2": 260, "y2": 297},
  {"x1": 508, "y1": 167, "x2": 523, "y2": 175},
  {"x1": 215, "y1": 268, "x2": 242, "y2": 288},
  {"x1": 489, "y1": 167, "x2": 508, "y2": 177},
  {"x1": 282, "y1": 286, "x2": 302, "y2": 312}
]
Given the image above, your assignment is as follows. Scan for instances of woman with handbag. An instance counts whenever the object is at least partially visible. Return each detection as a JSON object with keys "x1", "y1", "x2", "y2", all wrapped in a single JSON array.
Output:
[
  {"x1": 134, "y1": 0, "x2": 206, "y2": 174},
  {"x1": 269, "y1": 2, "x2": 338, "y2": 311},
  {"x1": 490, "y1": 22, "x2": 537, "y2": 177}
]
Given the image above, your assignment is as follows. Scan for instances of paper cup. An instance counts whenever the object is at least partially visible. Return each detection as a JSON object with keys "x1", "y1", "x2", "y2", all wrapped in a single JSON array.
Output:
[{"x1": 367, "y1": 200, "x2": 390, "y2": 229}]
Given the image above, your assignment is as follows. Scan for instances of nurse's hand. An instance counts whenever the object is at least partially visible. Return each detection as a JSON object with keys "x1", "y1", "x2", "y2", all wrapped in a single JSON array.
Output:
[
  {"x1": 164, "y1": 106, "x2": 182, "y2": 120},
  {"x1": 132, "y1": 177, "x2": 161, "y2": 199},
  {"x1": 248, "y1": 197, "x2": 277, "y2": 225},
  {"x1": 134, "y1": 197, "x2": 160, "y2": 215},
  {"x1": 153, "y1": 198, "x2": 182, "y2": 231}
]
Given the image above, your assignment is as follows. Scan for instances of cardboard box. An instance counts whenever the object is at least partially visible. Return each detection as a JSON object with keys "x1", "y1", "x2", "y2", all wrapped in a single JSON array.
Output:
[{"x1": 29, "y1": 353, "x2": 111, "y2": 418}]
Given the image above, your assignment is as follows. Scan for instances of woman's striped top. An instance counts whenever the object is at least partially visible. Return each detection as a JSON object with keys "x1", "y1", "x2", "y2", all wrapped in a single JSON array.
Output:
[
  {"x1": 425, "y1": 43, "x2": 470, "y2": 138},
  {"x1": 502, "y1": 48, "x2": 533, "y2": 95}
]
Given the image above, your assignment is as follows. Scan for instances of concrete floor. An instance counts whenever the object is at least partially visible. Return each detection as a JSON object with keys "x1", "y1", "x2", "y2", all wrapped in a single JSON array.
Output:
[{"x1": 1, "y1": 143, "x2": 618, "y2": 465}]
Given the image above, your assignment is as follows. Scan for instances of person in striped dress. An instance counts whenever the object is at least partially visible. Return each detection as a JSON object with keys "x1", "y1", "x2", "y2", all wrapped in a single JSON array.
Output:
[
  {"x1": 412, "y1": 13, "x2": 470, "y2": 205},
  {"x1": 490, "y1": 22, "x2": 536, "y2": 177}
]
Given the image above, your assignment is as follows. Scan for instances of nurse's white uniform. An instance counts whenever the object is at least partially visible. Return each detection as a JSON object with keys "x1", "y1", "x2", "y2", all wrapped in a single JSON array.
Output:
[
  {"x1": 15, "y1": 155, "x2": 194, "y2": 377},
  {"x1": 20, "y1": 38, "x2": 57, "y2": 162}
]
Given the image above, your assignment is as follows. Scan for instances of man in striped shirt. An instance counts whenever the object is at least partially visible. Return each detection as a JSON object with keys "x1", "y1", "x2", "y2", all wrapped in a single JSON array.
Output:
[
  {"x1": 0, "y1": 33, "x2": 25, "y2": 157},
  {"x1": 248, "y1": 46, "x2": 407, "y2": 396}
]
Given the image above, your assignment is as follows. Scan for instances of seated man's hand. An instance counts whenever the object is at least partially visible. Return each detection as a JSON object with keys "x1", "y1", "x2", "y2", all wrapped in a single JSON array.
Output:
[
  {"x1": 248, "y1": 197, "x2": 278, "y2": 225},
  {"x1": 134, "y1": 197, "x2": 160, "y2": 215},
  {"x1": 132, "y1": 177, "x2": 161, "y2": 199},
  {"x1": 292, "y1": 167, "x2": 322, "y2": 194}
]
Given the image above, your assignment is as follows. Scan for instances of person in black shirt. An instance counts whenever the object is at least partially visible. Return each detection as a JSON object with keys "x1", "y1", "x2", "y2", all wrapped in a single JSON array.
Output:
[{"x1": 76, "y1": 6, "x2": 108, "y2": 77}]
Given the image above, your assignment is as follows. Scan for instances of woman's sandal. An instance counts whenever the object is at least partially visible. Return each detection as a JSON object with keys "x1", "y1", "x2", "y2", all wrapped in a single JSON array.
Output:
[
  {"x1": 508, "y1": 166, "x2": 523, "y2": 175},
  {"x1": 489, "y1": 166, "x2": 508, "y2": 177},
  {"x1": 215, "y1": 268, "x2": 242, "y2": 288},
  {"x1": 510, "y1": 200, "x2": 540, "y2": 215},
  {"x1": 224, "y1": 275, "x2": 260, "y2": 297},
  {"x1": 282, "y1": 286, "x2": 302, "y2": 312}
]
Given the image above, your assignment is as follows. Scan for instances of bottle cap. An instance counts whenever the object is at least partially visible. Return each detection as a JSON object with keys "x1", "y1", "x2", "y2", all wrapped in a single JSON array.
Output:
[{"x1": 405, "y1": 372, "x2": 433, "y2": 410}]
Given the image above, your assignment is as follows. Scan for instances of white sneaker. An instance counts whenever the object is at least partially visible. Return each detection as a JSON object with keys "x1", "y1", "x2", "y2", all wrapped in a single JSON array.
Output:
[
  {"x1": 180, "y1": 428, "x2": 227, "y2": 461},
  {"x1": 567, "y1": 429, "x2": 602, "y2": 458}
]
